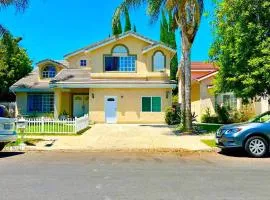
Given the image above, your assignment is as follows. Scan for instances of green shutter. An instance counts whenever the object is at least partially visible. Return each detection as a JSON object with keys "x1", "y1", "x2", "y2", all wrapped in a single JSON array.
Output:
[
  {"x1": 142, "y1": 97, "x2": 151, "y2": 112},
  {"x1": 152, "y1": 97, "x2": 161, "y2": 112}
]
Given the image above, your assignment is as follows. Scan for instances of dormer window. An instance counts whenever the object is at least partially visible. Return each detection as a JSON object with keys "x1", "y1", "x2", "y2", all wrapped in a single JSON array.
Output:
[
  {"x1": 153, "y1": 51, "x2": 165, "y2": 72},
  {"x1": 42, "y1": 66, "x2": 56, "y2": 78},
  {"x1": 80, "y1": 59, "x2": 87, "y2": 67}
]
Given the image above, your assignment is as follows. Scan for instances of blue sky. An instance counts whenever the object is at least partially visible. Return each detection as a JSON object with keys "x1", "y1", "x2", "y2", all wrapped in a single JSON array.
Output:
[{"x1": 0, "y1": 0, "x2": 215, "y2": 64}]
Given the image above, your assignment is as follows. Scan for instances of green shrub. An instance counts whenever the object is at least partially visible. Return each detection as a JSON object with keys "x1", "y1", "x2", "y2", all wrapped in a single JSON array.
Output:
[
  {"x1": 216, "y1": 105, "x2": 231, "y2": 124},
  {"x1": 172, "y1": 95, "x2": 178, "y2": 105},
  {"x1": 165, "y1": 106, "x2": 181, "y2": 125},
  {"x1": 201, "y1": 108, "x2": 219, "y2": 123}
]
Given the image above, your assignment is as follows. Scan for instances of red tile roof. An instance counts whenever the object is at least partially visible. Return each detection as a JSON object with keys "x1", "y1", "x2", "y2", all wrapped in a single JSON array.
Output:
[{"x1": 191, "y1": 62, "x2": 218, "y2": 71}]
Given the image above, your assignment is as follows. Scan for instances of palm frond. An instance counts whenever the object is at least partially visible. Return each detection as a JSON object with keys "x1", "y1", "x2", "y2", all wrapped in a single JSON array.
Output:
[
  {"x1": 0, "y1": 0, "x2": 28, "y2": 11},
  {"x1": 0, "y1": 24, "x2": 8, "y2": 36},
  {"x1": 112, "y1": 0, "x2": 146, "y2": 28},
  {"x1": 147, "y1": 0, "x2": 166, "y2": 24}
]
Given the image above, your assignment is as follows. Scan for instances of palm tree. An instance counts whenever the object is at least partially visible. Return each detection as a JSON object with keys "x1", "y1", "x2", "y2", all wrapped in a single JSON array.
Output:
[
  {"x1": 0, "y1": 0, "x2": 28, "y2": 35},
  {"x1": 113, "y1": 0, "x2": 204, "y2": 132}
]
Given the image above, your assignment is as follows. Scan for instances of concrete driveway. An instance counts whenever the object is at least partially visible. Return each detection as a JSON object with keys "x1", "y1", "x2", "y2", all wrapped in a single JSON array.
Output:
[{"x1": 24, "y1": 124, "x2": 213, "y2": 151}]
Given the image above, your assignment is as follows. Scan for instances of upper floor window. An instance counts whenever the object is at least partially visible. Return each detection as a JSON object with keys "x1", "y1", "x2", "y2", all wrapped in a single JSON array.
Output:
[
  {"x1": 80, "y1": 59, "x2": 87, "y2": 67},
  {"x1": 112, "y1": 45, "x2": 128, "y2": 56},
  {"x1": 153, "y1": 51, "x2": 165, "y2": 72},
  {"x1": 42, "y1": 66, "x2": 56, "y2": 78},
  {"x1": 104, "y1": 45, "x2": 136, "y2": 72}
]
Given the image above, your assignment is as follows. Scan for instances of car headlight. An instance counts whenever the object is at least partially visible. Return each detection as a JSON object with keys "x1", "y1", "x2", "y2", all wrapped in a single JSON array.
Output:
[{"x1": 225, "y1": 128, "x2": 242, "y2": 135}]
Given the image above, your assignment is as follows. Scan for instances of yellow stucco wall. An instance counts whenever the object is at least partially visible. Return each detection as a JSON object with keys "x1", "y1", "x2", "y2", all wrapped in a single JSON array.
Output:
[
  {"x1": 66, "y1": 35, "x2": 172, "y2": 81},
  {"x1": 15, "y1": 92, "x2": 27, "y2": 115},
  {"x1": 89, "y1": 88, "x2": 172, "y2": 123}
]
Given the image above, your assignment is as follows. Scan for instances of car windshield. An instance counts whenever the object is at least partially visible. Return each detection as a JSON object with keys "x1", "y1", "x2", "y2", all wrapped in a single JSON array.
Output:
[
  {"x1": 249, "y1": 111, "x2": 270, "y2": 123},
  {"x1": 0, "y1": 105, "x2": 10, "y2": 118}
]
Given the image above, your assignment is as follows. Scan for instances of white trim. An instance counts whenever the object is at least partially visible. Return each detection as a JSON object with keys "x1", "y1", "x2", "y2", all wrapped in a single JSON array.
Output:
[
  {"x1": 141, "y1": 96, "x2": 162, "y2": 113},
  {"x1": 142, "y1": 44, "x2": 176, "y2": 54},
  {"x1": 65, "y1": 33, "x2": 154, "y2": 58},
  {"x1": 196, "y1": 71, "x2": 218, "y2": 82},
  {"x1": 50, "y1": 83, "x2": 176, "y2": 89}
]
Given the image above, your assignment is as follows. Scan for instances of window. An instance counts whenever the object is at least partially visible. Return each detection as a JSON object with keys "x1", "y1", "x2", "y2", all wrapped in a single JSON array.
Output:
[
  {"x1": 142, "y1": 97, "x2": 161, "y2": 112},
  {"x1": 153, "y1": 51, "x2": 165, "y2": 71},
  {"x1": 105, "y1": 56, "x2": 136, "y2": 72},
  {"x1": 80, "y1": 60, "x2": 87, "y2": 67},
  {"x1": 27, "y1": 94, "x2": 54, "y2": 113},
  {"x1": 112, "y1": 45, "x2": 128, "y2": 56},
  {"x1": 42, "y1": 66, "x2": 56, "y2": 78},
  {"x1": 222, "y1": 93, "x2": 237, "y2": 109},
  {"x1": 105, "y1": 44, "x2": 136, "y2": 72}
]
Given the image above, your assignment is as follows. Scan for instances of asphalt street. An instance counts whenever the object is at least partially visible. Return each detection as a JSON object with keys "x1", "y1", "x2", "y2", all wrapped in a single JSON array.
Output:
[{"x1": 0, "y1": 151, "x2": 270, "y2": 200}]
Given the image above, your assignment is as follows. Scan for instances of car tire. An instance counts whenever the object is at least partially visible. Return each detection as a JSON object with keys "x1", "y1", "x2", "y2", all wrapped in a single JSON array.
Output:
[
  {"x1": 0, "y1": 143, "x2": 6, "y2": 151},
  {"x1": 245, "y1": 136, "x2": 268, "y2": 158}
]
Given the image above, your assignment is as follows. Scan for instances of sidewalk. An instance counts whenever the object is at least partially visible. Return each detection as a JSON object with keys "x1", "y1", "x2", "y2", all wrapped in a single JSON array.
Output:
[{"x1": 24, "y1": 124, "x2": 214, "y2": 152}]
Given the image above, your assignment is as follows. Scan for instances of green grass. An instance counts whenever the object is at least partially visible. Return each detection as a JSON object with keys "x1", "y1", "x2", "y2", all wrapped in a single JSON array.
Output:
[
  {"x1": 17, "y1": 124, "x2": 91, "y2": 136},
  {"x1": 24, "y1": 123, "x2": 75, "y2": 133},
  {"x1": 195, "y1": 123, "x2": 223, "y2": 133},
  {"x1": 201, "y1": 139, "x2": 216, "y2": 148},
  {"x1": 6, "y1": 138, "x2": 45, "y2": 147}
]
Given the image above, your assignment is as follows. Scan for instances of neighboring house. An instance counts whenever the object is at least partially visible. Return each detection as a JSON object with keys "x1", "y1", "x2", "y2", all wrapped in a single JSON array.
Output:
[
  {"x1": 10, "y1": 31, "x2": 176, "y2": 124},
  {"x1": 177, "y1": 62, "x2": 269, "y2": 121}
]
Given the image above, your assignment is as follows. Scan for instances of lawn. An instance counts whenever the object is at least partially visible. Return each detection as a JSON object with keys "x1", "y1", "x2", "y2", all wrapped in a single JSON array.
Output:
[
  {"x1": 17, "y1": 123, "x2": 90, "y2": 136},
  {"x1": 24, "y1": 123, "x2": 75, "y2": 134},
  {"x1": 195, "y1": 123, "x2": 223, "y2": 133},
  {"x1": 6, "y1": 138, "x2": 45, "y2": 147},
  {"x1": 201, "y1": 139, "x2": 216, "y2": 148}
]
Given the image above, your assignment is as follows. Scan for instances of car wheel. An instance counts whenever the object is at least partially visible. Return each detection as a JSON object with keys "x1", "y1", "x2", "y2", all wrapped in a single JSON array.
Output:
[
  {"x1": 0, "y1": 143, "x2": 6, "y2": 151},
  {"x1": 245, "y1": 136, "x2": 268, "y2": 158}
]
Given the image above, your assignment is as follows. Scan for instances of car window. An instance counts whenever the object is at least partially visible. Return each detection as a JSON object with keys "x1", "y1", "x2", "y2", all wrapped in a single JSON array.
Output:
[
  {"x1": 250, "y1": 111, "x2": 270, "y2": 123},
  {"x1": 0, "y1": 105, "x2": 10, "y2": 118}
]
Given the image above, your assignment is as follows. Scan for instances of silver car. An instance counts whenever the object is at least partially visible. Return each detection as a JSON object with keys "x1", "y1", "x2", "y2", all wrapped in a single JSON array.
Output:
[
  {"x1": 0, "y1": 105, "x2": 17, "y2": 151},
  {"x1": 216, "y1": 111, "x2": 270, "y2": 158}
]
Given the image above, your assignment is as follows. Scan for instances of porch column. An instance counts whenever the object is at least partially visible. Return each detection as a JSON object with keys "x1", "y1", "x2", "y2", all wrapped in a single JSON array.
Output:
[{"x1": 54, "y1": 89, "x2": 62, "y2": 119}]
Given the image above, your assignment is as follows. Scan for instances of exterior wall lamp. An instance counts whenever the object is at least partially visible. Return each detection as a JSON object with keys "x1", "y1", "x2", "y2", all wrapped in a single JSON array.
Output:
[
  {"x1": 91, "y1": 93, "x2": 94, "y2": 99},
  {"x1": 166, "y1": 91, "x2": 170, "y2": 99}
]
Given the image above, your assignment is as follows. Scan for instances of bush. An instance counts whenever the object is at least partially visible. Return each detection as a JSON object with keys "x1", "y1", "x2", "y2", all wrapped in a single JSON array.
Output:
[
  {"x1": 165, "y1": 106, "x2": 181, "y2": 125},
  {"x1": 230, "y1": 107, "x2": 255, "y2": 123},
  {"x1": 216, "y1": 105, "x2": 231, "y2": 124},
  {"x1": 201, "y1": 108, "x2": 219, "y2": 123}
]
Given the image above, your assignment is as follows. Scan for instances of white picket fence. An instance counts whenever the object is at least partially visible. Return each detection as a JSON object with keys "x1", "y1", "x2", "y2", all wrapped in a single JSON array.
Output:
[{"x1": 20, "y1": 114, "x2": 89, "y2": 134}]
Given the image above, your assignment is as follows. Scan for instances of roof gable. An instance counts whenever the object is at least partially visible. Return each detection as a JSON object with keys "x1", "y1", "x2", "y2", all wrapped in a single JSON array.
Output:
[{"x1": 64, "y1": 31, "x2": 175, "y2": 58}]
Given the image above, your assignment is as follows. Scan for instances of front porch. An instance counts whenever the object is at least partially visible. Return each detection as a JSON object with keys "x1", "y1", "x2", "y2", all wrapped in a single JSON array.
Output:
[{"x1": 54, "y1": 88, "x2": 90, "y2": 119}]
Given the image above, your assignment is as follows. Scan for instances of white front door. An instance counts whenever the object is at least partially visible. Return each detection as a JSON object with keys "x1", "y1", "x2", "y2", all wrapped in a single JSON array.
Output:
[
  {"x1": 73, "y1": 95, "x2": 89, "y2": 117},
  {"x1": 105, "y1": 96, "x2": 117, "y2": 124}
]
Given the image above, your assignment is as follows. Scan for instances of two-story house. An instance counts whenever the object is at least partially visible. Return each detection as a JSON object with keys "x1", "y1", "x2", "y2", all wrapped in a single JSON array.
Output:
[{"x1": 10, "y1": 31, "x2": 176, "y2": 123}]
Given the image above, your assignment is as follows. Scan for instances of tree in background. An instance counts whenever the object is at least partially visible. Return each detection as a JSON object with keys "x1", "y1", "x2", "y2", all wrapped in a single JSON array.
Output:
[
  {"x1": 113, "y1": 0, "x2": 204, "y2": 132},
  {"x1": 0, "y1": 33, "x2": 32, "y2": 101},
  {"x1": 112, "y1": 17, "x2": 123, "y2": 35},
  {"x1": 160, "y1": 11, "x2": 178, "y2": 81},
  {"x1": 0, "y1": 0, "x2": 28, "y2": 35},
  {"x1": 124, "y1": 7, "x2": 132, "y2": 32},
  {"x1": 133, "y1": 24, "x2": 137, "y2": 32},
  {"x1": 210, "y1": 0, "x2": 270, "y2": 102}
]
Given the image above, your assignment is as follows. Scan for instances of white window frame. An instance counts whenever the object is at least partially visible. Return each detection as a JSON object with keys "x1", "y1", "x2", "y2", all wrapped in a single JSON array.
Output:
[{"x1": 153, "y1": 51, "x2": 165, "y2": 72}]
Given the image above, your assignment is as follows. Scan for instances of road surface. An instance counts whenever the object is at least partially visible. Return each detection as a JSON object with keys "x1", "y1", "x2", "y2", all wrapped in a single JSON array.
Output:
[{"x1": 0, "y1": 151, "x2": 269, "y2": 200}]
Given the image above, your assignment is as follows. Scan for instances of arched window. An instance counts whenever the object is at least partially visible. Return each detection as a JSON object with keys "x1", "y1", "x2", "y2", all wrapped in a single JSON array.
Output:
[
  {"x1": 104, "y1": 44, "x2": 136, "y2": 72},
  {"x1": 153, "y1": 51, "x2": 165, "y2": 71},
  {"x1": 112, "y1": 45, "x2": 128, "y2": 57},
  {"x1": 42, "y1": 66, "x2": 56, "y2": 78}
]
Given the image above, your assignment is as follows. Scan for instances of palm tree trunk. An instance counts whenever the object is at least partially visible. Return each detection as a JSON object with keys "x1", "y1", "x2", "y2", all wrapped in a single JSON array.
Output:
[
  {"x1": 180, "y1": 36, "x2": 186, "y2": 130},
  {"x1": 182, "y1": 32, "x2": 192, "y2": 133}
]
